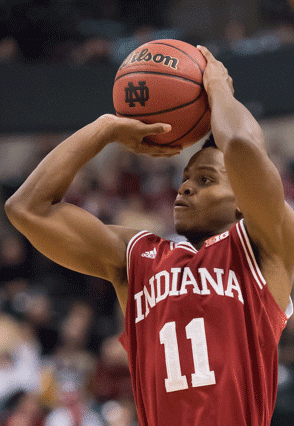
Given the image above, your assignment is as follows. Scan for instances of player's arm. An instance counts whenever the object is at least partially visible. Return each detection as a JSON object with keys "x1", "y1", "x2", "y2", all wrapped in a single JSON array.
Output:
[
  {"x1": 4, "y1": 114, "x2": 177, "y2": 312},
  {"x1": 198, "y1": 46, "x2": 294, "y2": 305}
]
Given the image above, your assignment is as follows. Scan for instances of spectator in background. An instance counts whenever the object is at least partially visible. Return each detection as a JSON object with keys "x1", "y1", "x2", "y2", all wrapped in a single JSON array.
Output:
[
  {"x1": 101, "y1": 399, "x2": 136, "y2": 426},
  {"x1": 0, "y1": 233, "x2": 32, "y2": 283},
  {"x1": 91, "y1": 302, "x2": 132, "y2": 401},
  {"x1": 40, "y1": 301, "x2": 103, "y2": 424},
  {"x1": 0, "y1": 279, "x2": 30, "y2": 319},
  {"x1": 24, "y1": 292, "x2": 59, "y2": 357},
  {"x1": 91, "y1": 302, "x2": 136, "y2": 424},
  {"x1": 3, "y1": 392, "x2": 45, "y2": 426},
  {"x1": 0, "y1": 313, "x2": 41, "y2": 420},
  {"x1": 0, "y1": 37, "x2": 20, "y2": 63}
]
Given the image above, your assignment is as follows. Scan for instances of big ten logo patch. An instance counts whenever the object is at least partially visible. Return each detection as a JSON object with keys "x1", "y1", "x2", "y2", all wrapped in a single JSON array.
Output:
[
  {"x1": 119, "y1": 48, "x2": 179, "y2": 70},
  {"x1": 125, "y1": 81, "x2": 149, "y2": 107},
  {"x1": 205, "y1": 231, "x2": 229, "y2": 248}
]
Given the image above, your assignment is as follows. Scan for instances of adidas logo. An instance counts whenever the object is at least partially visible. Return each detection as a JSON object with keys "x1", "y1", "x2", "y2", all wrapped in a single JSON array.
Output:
[{"x1": 141, "y1": 248, "x2": 157, "y2": 259}]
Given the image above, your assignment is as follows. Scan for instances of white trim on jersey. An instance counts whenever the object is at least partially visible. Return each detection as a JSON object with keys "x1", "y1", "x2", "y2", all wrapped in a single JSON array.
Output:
[
  {"x1": 175, "y1": 241, "x2": 198, "y2": 254},
  {"x1": 286, "y1": 299, "x2": 294, "y2": 319},
  {"x1": 236, "y1": 219, "x2": 265, "y2": 290},
  {"x1": 240, "y1": 220, "x2": 266, "y2": 286},
  {"x1": 236, "y1": 219, "x2": 293, "y2": 319},
  {"x1": 126, "y1": 230, "x2": 151, "y2": 281}
]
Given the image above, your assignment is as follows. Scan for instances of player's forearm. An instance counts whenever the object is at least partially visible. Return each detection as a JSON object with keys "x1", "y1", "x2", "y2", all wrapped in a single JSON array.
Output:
[
  {"x1": 5, "y1": 115, "x2": 116, "y2": 216},
  {"x1": 207, "y1": 81, "x2": 285, "y2": 226},
  {"x1": 208, "y1": 83, "x2": 265, "y2": 153}
]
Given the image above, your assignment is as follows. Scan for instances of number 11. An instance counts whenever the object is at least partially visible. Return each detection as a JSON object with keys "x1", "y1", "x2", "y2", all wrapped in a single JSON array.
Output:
[{"x1": 159, "y1": 318, "x2": 216, "y2": 393}]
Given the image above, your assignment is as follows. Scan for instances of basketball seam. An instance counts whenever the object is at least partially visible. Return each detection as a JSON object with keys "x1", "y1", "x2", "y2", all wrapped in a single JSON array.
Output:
[
  {"x1": 115, "y1": 89, "x2": 204, "y2": 118},
  {"x1": 114, "y1": 70, "x2": 203, "y2": 87},
  {"x1": 148, "y1": 41, "x2": 204, "y2": 75},
  {"x1": 157, "y1": 104, "x2": 210, "y2": 146}
]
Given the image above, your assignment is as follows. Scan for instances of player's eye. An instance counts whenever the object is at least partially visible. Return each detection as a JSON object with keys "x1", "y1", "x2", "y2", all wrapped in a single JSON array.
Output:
[{"x1": 199, "y1": 175, "x2": 213, "y2": 185}]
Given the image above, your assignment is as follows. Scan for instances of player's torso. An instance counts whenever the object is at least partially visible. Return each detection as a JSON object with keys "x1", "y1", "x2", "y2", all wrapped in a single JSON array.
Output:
[{"x1": 123, "y1": 223, "x2": 285, "y2": 426}]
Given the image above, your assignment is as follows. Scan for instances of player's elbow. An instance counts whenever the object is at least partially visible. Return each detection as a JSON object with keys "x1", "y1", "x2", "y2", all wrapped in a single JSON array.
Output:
[
  {"x1": 5, "y1": 195, "x2": 19, "y2": 219},
  {"x1": 5, "y1": 194, "x2": 36, "y2": 230},
  {"x1": 223, "y1": 132, "x2": 266, "y2": 162},
  {"x1": 6, "y1": 196, "x2": 24, "y2": 224}
]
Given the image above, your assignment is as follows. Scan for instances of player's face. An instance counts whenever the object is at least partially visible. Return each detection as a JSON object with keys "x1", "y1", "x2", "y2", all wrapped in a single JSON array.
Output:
[{"x1": 174, "y1": 147, "x2": 240, "y2": 246}]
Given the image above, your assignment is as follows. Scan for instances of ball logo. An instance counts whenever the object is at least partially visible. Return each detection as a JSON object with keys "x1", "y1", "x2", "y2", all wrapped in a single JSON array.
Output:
[
  {"x1": 125, "y1": 81, "x2": 149, "y2": 107},
  {"x1": 120, "y1": 48, "x2": 179, "y2": 70}
]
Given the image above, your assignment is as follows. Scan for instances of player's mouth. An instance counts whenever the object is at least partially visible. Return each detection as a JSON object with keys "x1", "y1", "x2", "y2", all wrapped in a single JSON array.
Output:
[{"x1": 174, "y1": 198, "x2": 191, "y2": 209}]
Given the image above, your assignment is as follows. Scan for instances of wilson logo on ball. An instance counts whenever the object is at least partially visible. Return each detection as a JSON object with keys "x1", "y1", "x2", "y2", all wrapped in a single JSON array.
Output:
[
  {"x1": 120, "y1": 48, "x2": 179, "y2": 70},
  {"x1": 125, "y1": 81, "x2": 149, "y2": 107}
]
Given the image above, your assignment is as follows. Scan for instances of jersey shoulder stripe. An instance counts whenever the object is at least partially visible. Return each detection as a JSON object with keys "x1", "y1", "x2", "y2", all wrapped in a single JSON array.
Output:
[{"x1": 235, "y1": 219, "x2": 266, "y2": 290}]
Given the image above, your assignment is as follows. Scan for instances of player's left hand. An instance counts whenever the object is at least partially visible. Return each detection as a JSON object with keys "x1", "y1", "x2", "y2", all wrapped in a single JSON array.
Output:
[{"x1": 197, "y1": 45, "x2": 234, "y2": 98}]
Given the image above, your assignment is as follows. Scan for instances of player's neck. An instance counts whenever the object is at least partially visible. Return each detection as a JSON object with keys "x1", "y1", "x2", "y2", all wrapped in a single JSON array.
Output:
[
  {"x1": 187, "y1": 234, "x2": 211, "y2": 251},
  {"x1": 186, "y1": 222, "x2": 235, "y2": 250}
]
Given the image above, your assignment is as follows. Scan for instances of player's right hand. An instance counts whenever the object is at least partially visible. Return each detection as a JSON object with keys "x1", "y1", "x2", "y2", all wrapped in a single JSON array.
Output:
[{"x1": 101, "y1": 114, "x2": 182, "y2": 157}]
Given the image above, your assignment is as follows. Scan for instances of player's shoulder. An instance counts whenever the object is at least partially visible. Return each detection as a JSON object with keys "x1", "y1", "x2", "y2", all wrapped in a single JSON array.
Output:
[
  {"x1": 127, "y1": 230, "x2": 202, "y2": 266},
  {"x1": 127, "y1": 230, "x2": 169, "y2": 255},
  {"x1": 107, "y1": 225, "x2": 142, "y2": 246},
  {"x1": 106, "y1": 226, "x2": 174, "y2": 247}
]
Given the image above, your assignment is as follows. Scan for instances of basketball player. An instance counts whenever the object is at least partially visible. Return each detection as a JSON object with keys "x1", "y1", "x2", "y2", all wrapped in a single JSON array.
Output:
[{"x1": 5, "y1": 46, "x2": 294, "y2": 425}]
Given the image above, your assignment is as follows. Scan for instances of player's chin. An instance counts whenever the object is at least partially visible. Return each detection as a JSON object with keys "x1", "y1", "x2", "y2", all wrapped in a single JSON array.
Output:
[
  {"x1": 174, "y1": 218, "x2": 192, "y2": 237},
  {"x1": 174, "y1": 208, "x2": 192, "y2": 225}
]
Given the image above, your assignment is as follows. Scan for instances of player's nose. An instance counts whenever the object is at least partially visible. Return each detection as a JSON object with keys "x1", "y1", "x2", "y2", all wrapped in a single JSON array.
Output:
[{"x1": 178, "y1": 180, "x2": 197, "y2": 196}]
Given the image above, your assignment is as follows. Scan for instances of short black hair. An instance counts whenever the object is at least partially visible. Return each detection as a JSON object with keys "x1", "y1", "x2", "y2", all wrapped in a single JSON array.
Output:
[{"x1": 201, "y1": 133, "x2": 217, "y2": 149}]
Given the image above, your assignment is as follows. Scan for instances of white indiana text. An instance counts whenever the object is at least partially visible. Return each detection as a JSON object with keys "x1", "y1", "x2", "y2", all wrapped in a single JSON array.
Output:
[{"x1": 134, "y1": 266, "x2": 244, "y2": 323}]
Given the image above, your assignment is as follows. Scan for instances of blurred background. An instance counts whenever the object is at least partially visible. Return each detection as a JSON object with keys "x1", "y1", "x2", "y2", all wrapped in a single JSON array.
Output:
[{"x1": 0, "y1": 0, "x2": 294, "y2": 424}]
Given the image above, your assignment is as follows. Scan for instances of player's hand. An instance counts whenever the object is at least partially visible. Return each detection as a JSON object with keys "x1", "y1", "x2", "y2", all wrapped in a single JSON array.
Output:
[
  {"x1": 102, "y1": 114, "x2": 182, "y2": 157},
  {"x1": 197, "y1": 45, "x2": 234, "y2": 97}
]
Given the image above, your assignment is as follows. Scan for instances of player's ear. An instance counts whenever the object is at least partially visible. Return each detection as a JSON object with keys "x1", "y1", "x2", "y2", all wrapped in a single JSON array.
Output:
[{"x1": 236, "y1": 207, "x2": 243, "y2": 221}]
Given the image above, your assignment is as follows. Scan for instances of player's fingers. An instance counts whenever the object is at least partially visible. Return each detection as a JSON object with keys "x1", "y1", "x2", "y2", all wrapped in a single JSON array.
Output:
[
  {"x1": 149, "y1": 152, "x2": 181, "y2": 158},
  {"x1": 142, "y1": 138, "x2": 181, "y2": 150},
  {"x1": 141, "y1": 122, "x2": 172, "y2": 136},
  {"x1": 197, "y1": 45, "x2": 215, "y2": 61},
  {"x1": 143, "y1": 146, "x2": 182, "y2": 155},
  {"x1": 141, "y1": 141, "x2": 182, "y2": 156}
]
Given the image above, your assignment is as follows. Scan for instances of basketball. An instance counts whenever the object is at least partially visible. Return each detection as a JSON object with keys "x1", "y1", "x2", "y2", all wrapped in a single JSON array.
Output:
[{"x1": 112, "y1": 39, "x2": 211, "y2": 148}]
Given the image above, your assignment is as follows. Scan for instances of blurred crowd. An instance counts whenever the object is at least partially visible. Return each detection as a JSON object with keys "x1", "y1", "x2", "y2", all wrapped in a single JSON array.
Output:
[
  {"x1": 0, "y1": 0, "x2": 294, "y2": 65},
  {"x1": 0, "y1": 129, "x2": 294, "y2": 425}
]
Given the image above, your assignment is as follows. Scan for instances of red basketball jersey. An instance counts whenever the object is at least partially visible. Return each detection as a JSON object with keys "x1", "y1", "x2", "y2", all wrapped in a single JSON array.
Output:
[{"x1": 119, "y1": 219, "x2": 292, "y2": 426}]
